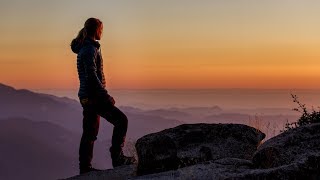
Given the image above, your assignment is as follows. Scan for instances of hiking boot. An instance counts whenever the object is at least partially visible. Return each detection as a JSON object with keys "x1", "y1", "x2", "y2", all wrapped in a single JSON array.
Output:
[
  {"x1": 112, "y1": 152, "x2": 136, "y2": 167},
  {"x1": 80, "y1": 166, "x2": 102, "y2": 174}
]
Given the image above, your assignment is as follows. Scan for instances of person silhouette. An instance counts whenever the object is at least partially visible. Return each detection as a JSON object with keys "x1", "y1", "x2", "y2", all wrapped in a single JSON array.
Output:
[{"x1": 71, "y1": 17, "x2": 135, "y2": 174}]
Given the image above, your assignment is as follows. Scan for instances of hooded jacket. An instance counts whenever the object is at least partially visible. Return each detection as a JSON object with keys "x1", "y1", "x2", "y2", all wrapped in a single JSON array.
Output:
[{"x1": 71, "y1": 37, "x2": 108, "y2": 99}]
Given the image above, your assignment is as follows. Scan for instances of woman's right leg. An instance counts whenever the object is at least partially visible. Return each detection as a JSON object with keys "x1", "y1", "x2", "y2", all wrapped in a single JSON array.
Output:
[
  {"x1": 95, "y1": 96, "x2": 135, "y2": 167},
  {"x1": 96, "y1": 99, "x2": 128, "y2": 154}
]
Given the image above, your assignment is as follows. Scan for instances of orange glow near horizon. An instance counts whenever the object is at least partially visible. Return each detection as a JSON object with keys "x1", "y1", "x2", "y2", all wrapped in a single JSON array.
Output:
[{"x1": 1, "y1": 41, "x2": 320, "y2": 90}]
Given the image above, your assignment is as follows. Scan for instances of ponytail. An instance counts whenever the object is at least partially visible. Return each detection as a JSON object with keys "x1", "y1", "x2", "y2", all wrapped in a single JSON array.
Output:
[
  {"x1": 71, "y1": 28, "x2": 86, "y2": 46},
  {"x1": 71, "y1": 18, "x2": 103, "y2": 46}
]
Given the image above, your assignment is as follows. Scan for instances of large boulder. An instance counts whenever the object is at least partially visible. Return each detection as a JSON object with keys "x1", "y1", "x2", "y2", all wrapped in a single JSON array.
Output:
[
  {"x1": 135, "y1": 123, "x2": 265, "y2": 175},
  {"x1": 253, "y1": 123, "x2": 320, "y2": 169}
]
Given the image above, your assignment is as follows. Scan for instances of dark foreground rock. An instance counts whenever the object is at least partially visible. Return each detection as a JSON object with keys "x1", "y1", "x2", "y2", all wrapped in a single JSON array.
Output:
[
  {"x1": 135, "y1": 123, "x2": 265, "y2": 175},
  {"x1": 63, "y1": 123, "x2": 320, "y2": 180},
  {"x1": 134, "y1": 155, "x2": 320, "y2": 180},
  {"x1": 63, "y1": 165, "x2": 136, "y2": 180},
  {"x1": 253, "y1": 123, "x2": 320, "y2": 169}
]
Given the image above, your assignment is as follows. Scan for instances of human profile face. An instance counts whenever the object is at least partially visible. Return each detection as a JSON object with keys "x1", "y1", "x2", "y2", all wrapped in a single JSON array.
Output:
[{"x1": 95, "y1": 24, "x2": 103, "y2": 40}]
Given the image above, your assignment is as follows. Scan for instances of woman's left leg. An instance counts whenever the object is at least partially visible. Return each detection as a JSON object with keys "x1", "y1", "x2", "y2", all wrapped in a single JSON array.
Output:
[{"x1": 79, "y1": 98, "x2": 100, "y2": 172}]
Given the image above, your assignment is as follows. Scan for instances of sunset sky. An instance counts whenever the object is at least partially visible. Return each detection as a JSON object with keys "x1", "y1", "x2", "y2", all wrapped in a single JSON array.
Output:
[{"x1": 1, "y1": 0, "x2": 320, "y2": 90}]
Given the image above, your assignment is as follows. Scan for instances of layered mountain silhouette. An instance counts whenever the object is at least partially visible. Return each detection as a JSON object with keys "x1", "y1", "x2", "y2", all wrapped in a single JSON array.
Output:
[
  {"x1": 0, "y1": 117, "x2": 77, "y2": 180},
  {"x1": 0, "y1": 83, "x2": 184, "y2": 179},
  {"x1": 0, "y1": 83, "x2": 300, "y2": 179},
  {"x1": 0, "y1": 83, "x2": 83, "y2": 132},
  {"x1": 0, "y1": 83, "x2": 184, "y2": 138}
]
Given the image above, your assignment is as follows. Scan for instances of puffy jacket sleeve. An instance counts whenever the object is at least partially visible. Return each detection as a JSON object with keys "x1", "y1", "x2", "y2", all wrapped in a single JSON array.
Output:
[{"x1": 81, "y1": 46, "x2": 108, "y2": 95}]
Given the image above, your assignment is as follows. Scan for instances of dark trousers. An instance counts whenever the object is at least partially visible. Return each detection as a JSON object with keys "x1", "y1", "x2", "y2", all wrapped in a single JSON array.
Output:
[{"x1": 78, "y1": 95, "x2": 128, "y2": 168}]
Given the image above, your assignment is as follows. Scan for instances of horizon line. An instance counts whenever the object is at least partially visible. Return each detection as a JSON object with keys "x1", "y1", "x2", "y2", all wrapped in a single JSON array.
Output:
[
  {"x1": 30, "y1": 87, "x2": 320, "y2": 91},
  {"x1": 3, "y1": 82, "x2": 320, "y2": 91}
]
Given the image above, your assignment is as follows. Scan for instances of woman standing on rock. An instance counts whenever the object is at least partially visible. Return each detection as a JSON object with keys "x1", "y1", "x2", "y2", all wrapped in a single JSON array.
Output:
[{"x1": 71, "y1": 17, "x2": 135, "y2": 174}]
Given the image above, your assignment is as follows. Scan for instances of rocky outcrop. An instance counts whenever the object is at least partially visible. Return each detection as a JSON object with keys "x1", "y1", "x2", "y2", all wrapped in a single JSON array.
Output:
[
  {"x1": 135, "y1": 123, "x2": 265, "y2": 175},
  {"x1": 134, "y1": 155, "x2": 320, "y2": 180},
  {"x1": 135, "y1": 123, "x2": 320, "y2": 180},
  {"x1": 253, "y1": 123, "x2": 320, "y2": 168},
  {"x1": 133, "y1": 158, "x2": 253, "y2": 180},
  {"x1": 63, "y1": 123, "x2": 320, "y2": 180}
]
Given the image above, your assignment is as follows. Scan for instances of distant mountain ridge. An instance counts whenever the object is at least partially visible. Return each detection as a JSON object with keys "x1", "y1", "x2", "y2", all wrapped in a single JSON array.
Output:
[
  {"x1": 0, "y1": 83, "x2": 78, "y2": 105},
  {"x1": 0, "y1": 83, "x2": 84, "y2": 133},
  {"x1": 0, "y1": 82, "x2": 301, "y2": 180},
  {"x1": 0, "y1": 83, "x2": 185, "y2": 137}
]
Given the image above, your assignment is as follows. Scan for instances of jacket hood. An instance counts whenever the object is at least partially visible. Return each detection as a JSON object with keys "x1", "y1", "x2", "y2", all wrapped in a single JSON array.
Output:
[{"x1": 70, "y1": 37, "x2": 100, "y2": 54}]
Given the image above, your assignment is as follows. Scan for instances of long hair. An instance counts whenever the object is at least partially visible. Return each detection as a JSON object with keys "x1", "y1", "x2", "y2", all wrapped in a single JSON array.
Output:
[{"x1": 71, "y1": 18, "x2": 103, "y2": 45}]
